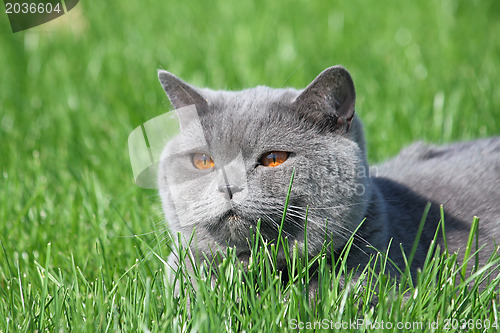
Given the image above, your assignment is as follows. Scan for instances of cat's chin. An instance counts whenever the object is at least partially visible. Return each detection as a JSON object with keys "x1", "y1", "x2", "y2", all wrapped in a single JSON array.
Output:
[
  {"x1": 235, "y1": 251, "x2": 251, "y2": 266},
  {"x1": 203, "y1": 209, "x2": 254, "y2": 249}
]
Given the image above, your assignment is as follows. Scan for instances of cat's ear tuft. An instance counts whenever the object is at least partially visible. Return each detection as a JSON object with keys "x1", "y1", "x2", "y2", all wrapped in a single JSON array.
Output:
[
  {"x1": 294, "y1": 66, "x2": 356, "y2": 133},
  {"x1": 157, "y1": 70, "x2": 208, "y2": 111}
]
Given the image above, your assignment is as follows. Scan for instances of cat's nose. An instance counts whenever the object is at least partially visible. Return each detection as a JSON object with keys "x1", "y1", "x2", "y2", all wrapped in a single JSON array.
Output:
[{"x1": 218, "y1": 184, "x2": 243, "y2": 200}]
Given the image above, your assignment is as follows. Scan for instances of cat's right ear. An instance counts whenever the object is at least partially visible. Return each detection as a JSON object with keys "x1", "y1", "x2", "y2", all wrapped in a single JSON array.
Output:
[
  {"x1": 294, "y1": 66, "x2": 356, "y2": 133},
  {"x1": 157, "y1": 70, "x2": 208, "y2": 112}
]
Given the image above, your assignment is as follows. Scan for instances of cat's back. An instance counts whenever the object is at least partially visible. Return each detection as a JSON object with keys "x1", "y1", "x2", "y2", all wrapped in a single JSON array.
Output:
[
  {"x1": 377, "y1": 137, "x2": 500, "y2": 183},
  {"x1": 375, "y1": 137, "x2": 500, "y2": 251}
]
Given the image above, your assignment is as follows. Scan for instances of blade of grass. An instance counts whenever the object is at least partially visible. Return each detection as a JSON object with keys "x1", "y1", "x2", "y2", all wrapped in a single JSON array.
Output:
[{"x1": 274, "y1": 167, "x2": 295, "y2": 260}]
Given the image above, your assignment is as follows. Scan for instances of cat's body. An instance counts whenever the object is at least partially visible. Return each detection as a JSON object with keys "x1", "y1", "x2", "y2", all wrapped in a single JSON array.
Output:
[
  {"x1": 156, "y1": 66, "x2": 500, "y2": 280},
  {"x1": 373, "y1": 138, "x2": 500, "y2": 269},
  {"x1": 379, "y1": 138, "x2": 500, "y2": 230}
]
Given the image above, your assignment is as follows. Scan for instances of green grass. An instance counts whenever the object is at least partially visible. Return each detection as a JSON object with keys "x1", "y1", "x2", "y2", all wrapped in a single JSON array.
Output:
[{"x1": 1, "y1": 0, "x2": 500, "y2": 331}]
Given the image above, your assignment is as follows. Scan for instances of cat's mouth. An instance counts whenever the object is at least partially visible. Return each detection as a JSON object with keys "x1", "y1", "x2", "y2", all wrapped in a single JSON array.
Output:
[
  {"x1": 224, "y1": 213, "x2": 242, "y2": 222},
  {"x1": 218, "y1": 209, "x2": 243, "y2": 223},
  {"x1": 207, "y1": 209, "x2": 251, "y2": 244}
]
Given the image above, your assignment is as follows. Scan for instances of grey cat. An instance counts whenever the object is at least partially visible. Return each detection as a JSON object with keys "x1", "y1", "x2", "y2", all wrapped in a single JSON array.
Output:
[{"x1": 156, "y1": 65, "x2": 500, "y2": 282}]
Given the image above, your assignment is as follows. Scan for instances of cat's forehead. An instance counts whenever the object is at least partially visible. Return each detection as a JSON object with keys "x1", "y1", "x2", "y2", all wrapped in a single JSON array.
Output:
[
  {"x1": 183, "y1": 86, "x2": 313, "y2": 160},
  {"x1": 201, "y1": 87, "x2": 303, "y2": 139},
  {"x1": 204, "y1": 86, "x2": 299, "y2": 117}
]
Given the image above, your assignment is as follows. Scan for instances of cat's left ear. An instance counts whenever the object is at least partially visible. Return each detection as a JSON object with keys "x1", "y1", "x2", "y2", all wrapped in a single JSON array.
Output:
[
  {"x1": 294, "y1": 66, "x2": 356, "y2": 133},
  {"x1": 157, "y1": 70, "x2": 208, "y2": 112}
]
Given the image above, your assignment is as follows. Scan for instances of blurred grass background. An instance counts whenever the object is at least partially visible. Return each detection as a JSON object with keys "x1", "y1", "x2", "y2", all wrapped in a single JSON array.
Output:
[{"x1": 0, "y1": 0, "x2": 499, "y2": 329}]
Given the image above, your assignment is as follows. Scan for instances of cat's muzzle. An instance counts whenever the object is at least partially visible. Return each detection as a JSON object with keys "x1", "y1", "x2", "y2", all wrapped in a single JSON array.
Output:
[{"x1": 218, "y1": 184, "x2": 243, "y2": 200}]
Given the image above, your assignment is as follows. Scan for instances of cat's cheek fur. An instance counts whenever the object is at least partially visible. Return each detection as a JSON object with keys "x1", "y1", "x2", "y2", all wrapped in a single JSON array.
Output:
[{"x1": 290, "y1": 140, "x2": 371, "y2": 255}]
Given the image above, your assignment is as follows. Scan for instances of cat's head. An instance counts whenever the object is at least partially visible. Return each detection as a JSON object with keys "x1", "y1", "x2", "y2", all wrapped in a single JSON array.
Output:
[{"x1": 157, "y1": 66, "x2": 371, "y2": 263}]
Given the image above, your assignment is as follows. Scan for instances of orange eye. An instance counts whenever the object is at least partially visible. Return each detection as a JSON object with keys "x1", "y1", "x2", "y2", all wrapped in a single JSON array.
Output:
[
  {"x1": 192, "y1": 153, "x2": 215, "y2": 170},
  {"x1": 260, "y1": 151, "x2": 289, "y2": 167}
]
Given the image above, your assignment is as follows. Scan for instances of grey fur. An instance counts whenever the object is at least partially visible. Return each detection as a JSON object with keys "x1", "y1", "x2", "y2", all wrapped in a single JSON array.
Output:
[{"x1": 157, "y1": 66, "x2": 500, "y2": 278}]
